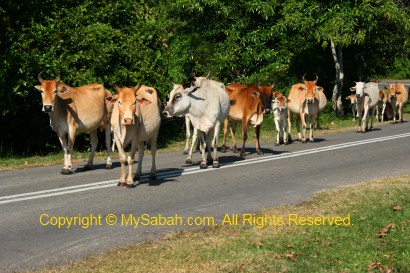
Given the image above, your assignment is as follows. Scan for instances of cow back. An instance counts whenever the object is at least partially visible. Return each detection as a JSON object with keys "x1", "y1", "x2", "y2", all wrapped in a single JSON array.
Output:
[{"x1": 364, "y1": 82, "x2": 380, "y2": 108}]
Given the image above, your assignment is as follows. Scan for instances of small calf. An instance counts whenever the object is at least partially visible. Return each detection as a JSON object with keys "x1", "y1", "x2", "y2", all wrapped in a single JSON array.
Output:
[{"x1": 272, "y1": 92, "x2": 290, "y2": 146}]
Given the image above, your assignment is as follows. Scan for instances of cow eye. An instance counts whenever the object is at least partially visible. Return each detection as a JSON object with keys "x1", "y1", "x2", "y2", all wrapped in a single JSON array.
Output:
[
  {"x1": 53, "y1": 90, "x2": 58, "y2": 95},
  {"x1": 174, "y1": 93, "x2": 182, "y2": 100},
  {"x1": 118, "y1": 100, "x2": 122, "y2": 105}
]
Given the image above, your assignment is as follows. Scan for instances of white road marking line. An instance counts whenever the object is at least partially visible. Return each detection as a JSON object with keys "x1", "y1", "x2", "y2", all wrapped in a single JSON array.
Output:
[{"x1": 1, "y1": 132, "x2": 410, "y2": 205}]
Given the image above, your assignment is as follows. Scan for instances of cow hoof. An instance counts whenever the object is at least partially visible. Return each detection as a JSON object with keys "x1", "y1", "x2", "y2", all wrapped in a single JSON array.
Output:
[
  {"x1": 60, "y1": 169, "x2": 74, "y2": 175},
  {"x1": 240, "y1": 152, "x2": 246, "y2": 157},
  {"x1": 185, "y1": 159, "x2": 192, "y2": 164},
  {"x1": 221, "y1": 146, "x2": 227, "y2": 153},
  {"x1": 118, "y1": 182, "x2": 127, "y2": 186},
  {"x1": 126, "y1": 182, "x2": 138, "y2": 188},
  {"x1": 256, "y1": 149, "x2": 263, "y2": 155},
  {"x1": 284, "y1": 142, "x2": 288, "y2": 146},
  {"x1": 232, "y1": 147, "x2": 238, "y2": 153},
  {"x1": 105, "y1": 164, "x2": 113, "y2": 169},
  {"x1": 301, "y1": 139, "x2": 306, "y2": 144},
  {"x1": 183, "y1": 150, "x2": 189, "y2": 155},
  {"x1": 275, "y1": 142, "x2": 279, "y2": 146},
  {"x1": 200, "y1": 163, "x2": 208, "y2": 169},
  {"x1": 309, "y1": 139, "x2": 314, "y2": 143},
  {"x1": 212, "y1": 162, "x2": 220, "y2": 168}
]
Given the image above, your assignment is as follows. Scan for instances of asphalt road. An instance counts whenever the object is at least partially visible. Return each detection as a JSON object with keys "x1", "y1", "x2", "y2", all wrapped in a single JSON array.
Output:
[{"x1": 1, "y1": 121, "x2": 410, "y2": 272}]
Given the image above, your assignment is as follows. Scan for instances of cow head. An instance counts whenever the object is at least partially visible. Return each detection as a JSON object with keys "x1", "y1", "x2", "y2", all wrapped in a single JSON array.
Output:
[
  {"x1": 34, "y1": 71, "x2": 62, "y2": 112},
  {"x1": 107, "y1": 84, "x2": 144, "y2": 126},
  {"x1": 387, "y1": 84, "x2": 401, "y2": 99},
  {"x1": 299, "y1": 74, "x2": 323, "y2": 104},
  {"x1": 258, "y1": 84, "x2": 274, "y2": 114},
  {"x1": 350, "y1": 81, "x2": 365, "y2": 98},
  {"x1": 271, "y1": 91, "x2": 290, "y2": 112},
  {"x1": 162, "y1": 84, "x2": 197, "y2": 118},
  {"x1": 345, "y1": 94, "x2": 356, "y2": 104}
]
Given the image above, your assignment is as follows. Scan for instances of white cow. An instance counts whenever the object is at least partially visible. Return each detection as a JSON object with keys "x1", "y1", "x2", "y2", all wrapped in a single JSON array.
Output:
[
  {"x1": 108, "y1": 84, "x2": 161, "y2": 188},
  {"x1": 163, "y1": 77, "x2": 230, "y2": 169},
  {"x1": 272, "y1": 92, "x2": 290, "y2": 146},
  {"x1": 350, "y1": 81, "x2": 379, "y2": 133}
]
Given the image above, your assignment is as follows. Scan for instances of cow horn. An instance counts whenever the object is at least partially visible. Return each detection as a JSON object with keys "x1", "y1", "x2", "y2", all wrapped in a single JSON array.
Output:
[
  {"x1": 314, "y1": 73, "x2": 318, "y2": 82},
  {"x1": 206, "y1": 70, "x2": 210, "y2": 78},
  {"x1": 302, "y1": 73, "x2": 307, "y2": 82},
  {"x1": 38, "y1": 71, "x2": 44, "y2": 83},
  {"x1": 134, "y1": 83, "x2": 142, "y2": 91},
  {"x1": 112, "y1": 84, "x2": 119, "y2": 93},
  {"x1": 55, "y1": 73, "x2": 60, "y2": 82},
  {"x1": 271, "y1": 82, "x2": 275, "y2": 89}
]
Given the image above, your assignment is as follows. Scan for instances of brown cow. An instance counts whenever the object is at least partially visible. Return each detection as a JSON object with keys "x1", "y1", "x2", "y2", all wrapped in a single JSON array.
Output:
[
  {"x1": 34, "y1": 72, "x2": 113, "y2": 174},
  {"x1": 287, "y1": 74, "x2": 326, "y2": 143},
  {"x1": 221, "y1": 83, "x2": 265, "y2": 157},
  {"x1": 345, "y1": 93, "x2": 358, "y2": 121},
  {"x1": 385, "y1": 83, "x2": 408, "y2": 123},
  {"x1": 108, "y1": 85, "x2": 161, "y2": 187}
]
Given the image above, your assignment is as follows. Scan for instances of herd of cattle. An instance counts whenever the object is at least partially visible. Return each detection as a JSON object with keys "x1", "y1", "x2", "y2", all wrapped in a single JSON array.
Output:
[{"x1": 34, "y1": 72, "x2": 409, "y2": 188}]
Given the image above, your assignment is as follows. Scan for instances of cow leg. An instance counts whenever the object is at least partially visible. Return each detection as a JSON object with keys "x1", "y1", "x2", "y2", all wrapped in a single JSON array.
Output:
[
  {"x1": 283, "y1": 118, "x2": 288, "y2": 145},
  {"x1": 183, "y1": 116, "x2": 191, "y2": 154},
  {"x1": 105, "y1": 124, "x2": 113, "y2": 169},
  {"x1": 274, "y1": 118, "x2": 280, "y2": 146},
  {"x1": 206, "y1": 130, "x2": 213, "y2": 164},
  {"x1": 198, "y1": 131, "x2": 207, "y2": 169},
  {"x1": 369, "y1": 107, "x2": 376, "y2": 131},
  {"x1": 58, "y1": 133, "x2": 72, "y2": 175},
  {"x1": 381, "y1": 103, "x2": 386, "y2": 122},
  {"x1": 398, "y1": 103, "x2": 403, "y2": 123},
  {"x1": 115, "y1": 138, "x2": 127, "y2": 186},
  {"x1": 149, "y1": 135, "x2": 158, "y2": 180},
  {"x1": 255, "y1": 124, "x2": 263, "y2": 155},
  {"x1": 362, "y1": 106, "x2": 369, "y2": 132},
  {"x1": 221, "y1": 118, "x2": 229, "y2": 153},
  {"x1": 297, "y1": 114, "x2": 304, "y2": 142},
  {"x1": 60, "y1": 128, "x2": 76, "y2": 174},
  {"x1": 309, "y1": 115, "x2": 315, "y2": 142},
  {"x1": 85, "y1": 130, "x2": 98, "y2": 169},
  {"x1": 132, "y1": 141, "x2": 145, "y2": 186},
  {"x1": 186, "y1": 127, "x2": 198, "y2": 164},
  {"x1": 240, "y1": 118, "x2": 248, "y2": 157},
  {"x1": 212, "y1": 123, "x2": 221, "y2": 168},
  {"x1": 230, "y1": 120, "x2": 238, "y2": 153},
  {"x1": 287, "y1": 110, "x2": 293, "y2": 142}
]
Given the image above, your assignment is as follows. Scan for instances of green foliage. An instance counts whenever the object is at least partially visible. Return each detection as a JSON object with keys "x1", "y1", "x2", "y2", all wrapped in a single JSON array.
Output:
[{"x1": 0, "y1": 0, "x2": 409, "y2": 155}]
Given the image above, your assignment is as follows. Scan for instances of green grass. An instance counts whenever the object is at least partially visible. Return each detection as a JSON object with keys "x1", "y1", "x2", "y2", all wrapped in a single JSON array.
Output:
[{"x1": 30, "y1": 175, "x2": 410, "y2": 273}]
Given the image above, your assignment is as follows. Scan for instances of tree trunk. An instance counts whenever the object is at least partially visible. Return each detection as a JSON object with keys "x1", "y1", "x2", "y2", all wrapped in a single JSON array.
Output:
[{"x1": 330, "y1": 39, "x2": 344, "y2": 115}]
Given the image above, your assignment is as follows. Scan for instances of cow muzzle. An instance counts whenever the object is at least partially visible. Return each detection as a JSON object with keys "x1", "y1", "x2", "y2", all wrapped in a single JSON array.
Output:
[
  {"x1": 162, "y1": 110, "x2": 173, "y2": 119},
  {"x1": 390, "y1": 94, "x2": 396, "y2": 98},
  {"x1": 306, "y1": 98, "x2": 314, "y2": 104},
  {"x1": 122, "y1": 118, "x2": 134, "y2": 126},
  {"x1": 43, "y1": 105, "x2": 53, "y2": 112}
]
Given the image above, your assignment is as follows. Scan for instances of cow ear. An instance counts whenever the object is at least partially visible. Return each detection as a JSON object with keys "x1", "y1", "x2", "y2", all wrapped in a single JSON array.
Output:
[
  {"x1": 350, "y1": 87, "x2": 356, "y2": 92},
  {"x1": 106, "y1": 96, "x2": 117, "y2": 103},
  {"x1": 316, "y1": 87, "x2": 324, "y2": 92},
  {"x1": 136, "y1": 97, "x2": 150, "y2": 104},
  {"x1": 286, "y1": 99, "x2": 291, "y2": 103},
  {"x1": 273, "y1": 91, "x2": 281, "y2": 98},
  {"x1": 57, "y1": 84, "x2": 70, "y2": 94},
  {"x1": 298, "y1": 86, "x2": 305, "y2": 92},
  {"x1": 34, "y1": 85, "x2": 42, "y2": 91}
]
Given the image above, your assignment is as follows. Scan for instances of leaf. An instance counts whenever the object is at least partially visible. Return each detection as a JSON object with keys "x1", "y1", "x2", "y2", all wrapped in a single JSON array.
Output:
[
  {"x1": 377, "y1": 224, "x2": 395, "y2": 238},
  {"x1": 392, "y1": 205, "x2": 403, "y2": 212}
]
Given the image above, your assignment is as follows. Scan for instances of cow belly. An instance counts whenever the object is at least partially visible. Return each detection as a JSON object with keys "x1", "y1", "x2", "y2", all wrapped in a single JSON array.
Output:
[{"x1": 249, "y1": 113, "x2": 263, "y2": 126}]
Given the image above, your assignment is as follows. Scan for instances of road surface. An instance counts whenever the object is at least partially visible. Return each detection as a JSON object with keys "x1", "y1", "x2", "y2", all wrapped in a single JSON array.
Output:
[{"x1": 1, "y1": 121, "x2": 410, "y2": 272}]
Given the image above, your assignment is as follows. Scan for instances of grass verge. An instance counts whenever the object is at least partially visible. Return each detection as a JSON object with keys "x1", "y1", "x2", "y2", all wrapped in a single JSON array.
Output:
[{"x1": 31, "y1": 175, "x2": 410, "y2": 273}]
